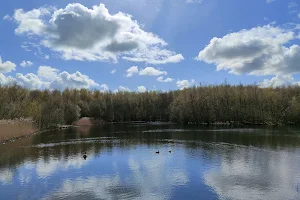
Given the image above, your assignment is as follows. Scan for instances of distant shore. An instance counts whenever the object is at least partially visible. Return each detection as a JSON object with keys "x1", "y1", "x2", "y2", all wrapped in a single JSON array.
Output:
[{"x1": 0, "y1": 117, "x2": 291, "y2": 145}]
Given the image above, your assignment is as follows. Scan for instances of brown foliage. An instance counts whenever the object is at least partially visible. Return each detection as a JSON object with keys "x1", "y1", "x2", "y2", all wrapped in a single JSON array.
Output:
[{"x1": 1, "y1": 83, "x2": 300, "y2": 126}]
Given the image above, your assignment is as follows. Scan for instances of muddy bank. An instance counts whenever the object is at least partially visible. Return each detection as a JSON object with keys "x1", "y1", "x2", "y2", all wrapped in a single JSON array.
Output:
[{"x1": 0, "y1": 119, "x2": 38, "y2": 143}]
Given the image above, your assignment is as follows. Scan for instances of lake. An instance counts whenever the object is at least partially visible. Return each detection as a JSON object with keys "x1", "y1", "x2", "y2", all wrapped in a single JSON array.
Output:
[{"x1": 1, "y1": 124, "x2": 300, "y2": 200}]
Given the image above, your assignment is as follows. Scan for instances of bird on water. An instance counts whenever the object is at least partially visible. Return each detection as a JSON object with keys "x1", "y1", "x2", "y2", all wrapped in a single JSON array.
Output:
[
  {"x1": 156, "y1": 151, "x2": 160, "y2": 154},
  {"x1": 81, "y1": 151, "x2": 87, "y2": 160}
]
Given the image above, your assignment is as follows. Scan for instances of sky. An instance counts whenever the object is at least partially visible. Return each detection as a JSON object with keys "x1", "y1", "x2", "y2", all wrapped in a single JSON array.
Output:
[{"x1": 0, "y1": 0, "x2": 300, "y2": 92}]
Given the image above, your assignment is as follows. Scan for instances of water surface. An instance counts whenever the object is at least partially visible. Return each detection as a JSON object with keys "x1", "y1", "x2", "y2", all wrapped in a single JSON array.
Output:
[{"x1": 1, "y1": 124, "x2": 300, "y2": 200}]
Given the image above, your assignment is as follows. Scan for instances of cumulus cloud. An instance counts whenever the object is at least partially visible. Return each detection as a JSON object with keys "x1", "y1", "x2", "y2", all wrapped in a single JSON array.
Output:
[
  {"x1": 196, "y1": 25, "x2": 300, "y2": 77},
  {"x1": 126, "y1": 66, "x2": 139, "y2": 77},
  {"x1": 100, "y1": 84, "x2": 109, "y2": 92},
  {"x1": 126, "y1": 66, "x2": 167, "y2": 77},
  {"x1": 0, "y1": 73, "x2": 15, "y2": 85},
  {"x1": 114, "y1": 86, "x2": 131, "y2": 92},
  {"x1": 16, "y1": 73, "x2": 45, "y2": 89},
  {"x1": 176, "y1": 79, "x2": 195, "y2": 90},
  {"x1": 139, "y1": 67, "x2": 167, "y2": 76},
  {"x1": 259, "y1": 74, "x2": 300, "y2": 88},
  {"x1": 7, "y1": 65, "x2": 99, "y2": 90},
  {"x1": 119, "y1": 86, "x2": 131, "y2": 92},
  {"x1": 20, "y1": 60, "x2": 33, "y2": 67},
  {"x1": 157, "y1": 76, "x2": 174, "y2": 82},
  {"x1": 137, "y1": 85, "x2": 147, "y2": 92},
  {"x1": 9, "y1": 3, "x2": 184, "y2": 64},
  {"x1": 37, "y1": 65, "x2": 59, "y2": 81},
  {"x1": 0, "y1": 57, "x2": 16, "y2": 73},
  {"x1": 12, "y1": 7, "x2": 53, "y2": 35},
  {"x1": 110, "y1": 69, "x2": 116, "y2": 74},
  {"x1": 49, "y1": 71, "x2": 99, "y2": 90}
]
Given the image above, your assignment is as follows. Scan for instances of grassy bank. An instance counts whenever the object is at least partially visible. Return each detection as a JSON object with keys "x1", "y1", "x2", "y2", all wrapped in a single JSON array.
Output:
[{"x1": 0, "y1": 118, "x2": 38, "y2": 143}]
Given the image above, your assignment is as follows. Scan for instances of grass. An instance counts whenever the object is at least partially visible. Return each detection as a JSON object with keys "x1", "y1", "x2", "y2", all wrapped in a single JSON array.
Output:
[{"x1": 0, "y1": 118, "x2": 38, "y2": 143}]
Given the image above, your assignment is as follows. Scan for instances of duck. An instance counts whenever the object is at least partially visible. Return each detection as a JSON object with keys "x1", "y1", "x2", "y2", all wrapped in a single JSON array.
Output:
[
  {"x1": 83, "y1": 154, "x2": 87, "y2": 160},
  {"x1": 155, "y1": 151, "x2": 160, "y2": 154},
  {"x1": 81, "y1": 151, "x2": 87, "y2": 160},
  {"x1": 169, "y1": 150, "x2": 172, "y2": 153}
]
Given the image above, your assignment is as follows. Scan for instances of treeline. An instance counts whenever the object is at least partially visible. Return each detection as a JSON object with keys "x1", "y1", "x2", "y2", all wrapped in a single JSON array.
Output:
[{"x1": 1, "y1": 84, "x2": 300, "y2": 127}]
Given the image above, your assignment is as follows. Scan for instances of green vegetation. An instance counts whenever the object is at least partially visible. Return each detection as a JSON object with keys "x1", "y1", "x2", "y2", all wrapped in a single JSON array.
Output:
[{"x1": 1, "y1": 83, "x2": 300, "y2": 127}]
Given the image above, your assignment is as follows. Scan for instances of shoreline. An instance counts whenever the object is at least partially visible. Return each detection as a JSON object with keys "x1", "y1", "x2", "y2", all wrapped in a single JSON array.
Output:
[
  {"x1": 1, "y1": 131, "x2": 38, "y2": 145},
  {"x1": 0, "y1": 118, "x2": 295, "y2": 145},
  {"x1": 0, "y1": 119, "x2": 38, "y2": 145}
]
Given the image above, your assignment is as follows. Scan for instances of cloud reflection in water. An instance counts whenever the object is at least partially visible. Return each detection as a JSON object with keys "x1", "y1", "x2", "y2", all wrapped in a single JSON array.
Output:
[{"x1": 204, "y1": 147, "x2": 300, "y2": 200}]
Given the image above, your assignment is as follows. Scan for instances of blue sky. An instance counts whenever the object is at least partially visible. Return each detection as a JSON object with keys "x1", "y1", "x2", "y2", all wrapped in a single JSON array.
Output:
[{"x1": 0, "y1": 0, "x2": 300, "y2": 92}]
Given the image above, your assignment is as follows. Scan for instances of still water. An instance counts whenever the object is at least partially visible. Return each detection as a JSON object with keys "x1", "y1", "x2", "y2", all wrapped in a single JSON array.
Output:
[{"x1": 1, "y1": 124, "x2": 300, "y2": 200}]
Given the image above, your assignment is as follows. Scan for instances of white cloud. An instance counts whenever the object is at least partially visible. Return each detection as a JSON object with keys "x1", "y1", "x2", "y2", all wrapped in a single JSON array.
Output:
[
  {"x1": 36, "y1": 155, "x2": 90, "y2": 179},
  {"x1": 114, "y1": 86, "x2": 131, "y2": 92},
  {"x1": 14, "y1": 65, "x2": 99, "y2": 90},
  {"x1": 196, "y1": 25, "x2": 300, "y2": 76},
  {"x1": 16, "y1": 73, "x2": 45, "y2": 89},
  {"x1": 186, "y1": 0, "x2": 202, "y2": 3},
  {"x1": 176, "y1": 79, "x2": 195, "y2": 90},
  {"x1": 20, "y1": 60, "x2": 33, "y2": 67},
  {"x1": 36, "y1": 158, "x2": 59, "y2": 178},
  {"x1": 0, "y1": 73, "x2": 15, "y2": 85},
  {"x1": 288, "y1": 2, "x2": 297, "y2": 8},
  {"x1": 126, "y1": 66, "x2": 139, "y2": 77},
  {"x1": 12, "y1": 7, "x2": 53, "y2": 35},
  {"x1": 38, "y1": 65, "x2": 59, "y2": 81},
  {"x1": 110, "y1": 69, "x2": 116, "y2": 74},
  {"x1": 3, "y1": 15, "x2": 13, "y2": 21},
  {"x1": 20, "y1": 41, "x2": 49, "y2": 59},
  {"x1": 42, "y1": 150, "x2": 189, "y2": 200},
  {"x1": 122, "y1": 49, "x2": 184, "y2": 64},
  {"x1": 10, "y1": 3, "x2": 184, "y2": 64},
  {"x1": 137, "y1": 85, "x2": 147, "y2": 92},
  {"x1": 0, "y1": 169, "x2": 13, "y2": 185},
  {"x1": 266, "y1": 0, "x2": 275, "y2": 3},
  {"x1": 157, "y1": 76, "x2": 174, "y2": 82},
  {"x1": 204, "y1": 148, "x2": 300, "y2": 200},
  {"x1": 139, "y1": 67, "x2": 167, "y2": 76},
  {"x1": 0, "y1": 57, "x2": 16, "y2": 73},
  {"x1": 119, "y1": 86, "x2": 131, "y2": 92},
  {"x1": 259, "y1": 74, "x2": 298, "y2": 88},
  {"x1": 126, "y1": 66, "x2": 167, "y2": 77},
  {"x1": 49, "y1": 71, "x2": 99, "y2": 90},
  {"x1": 100, "y1": 84, "x2": 109, "y2": 92}
]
